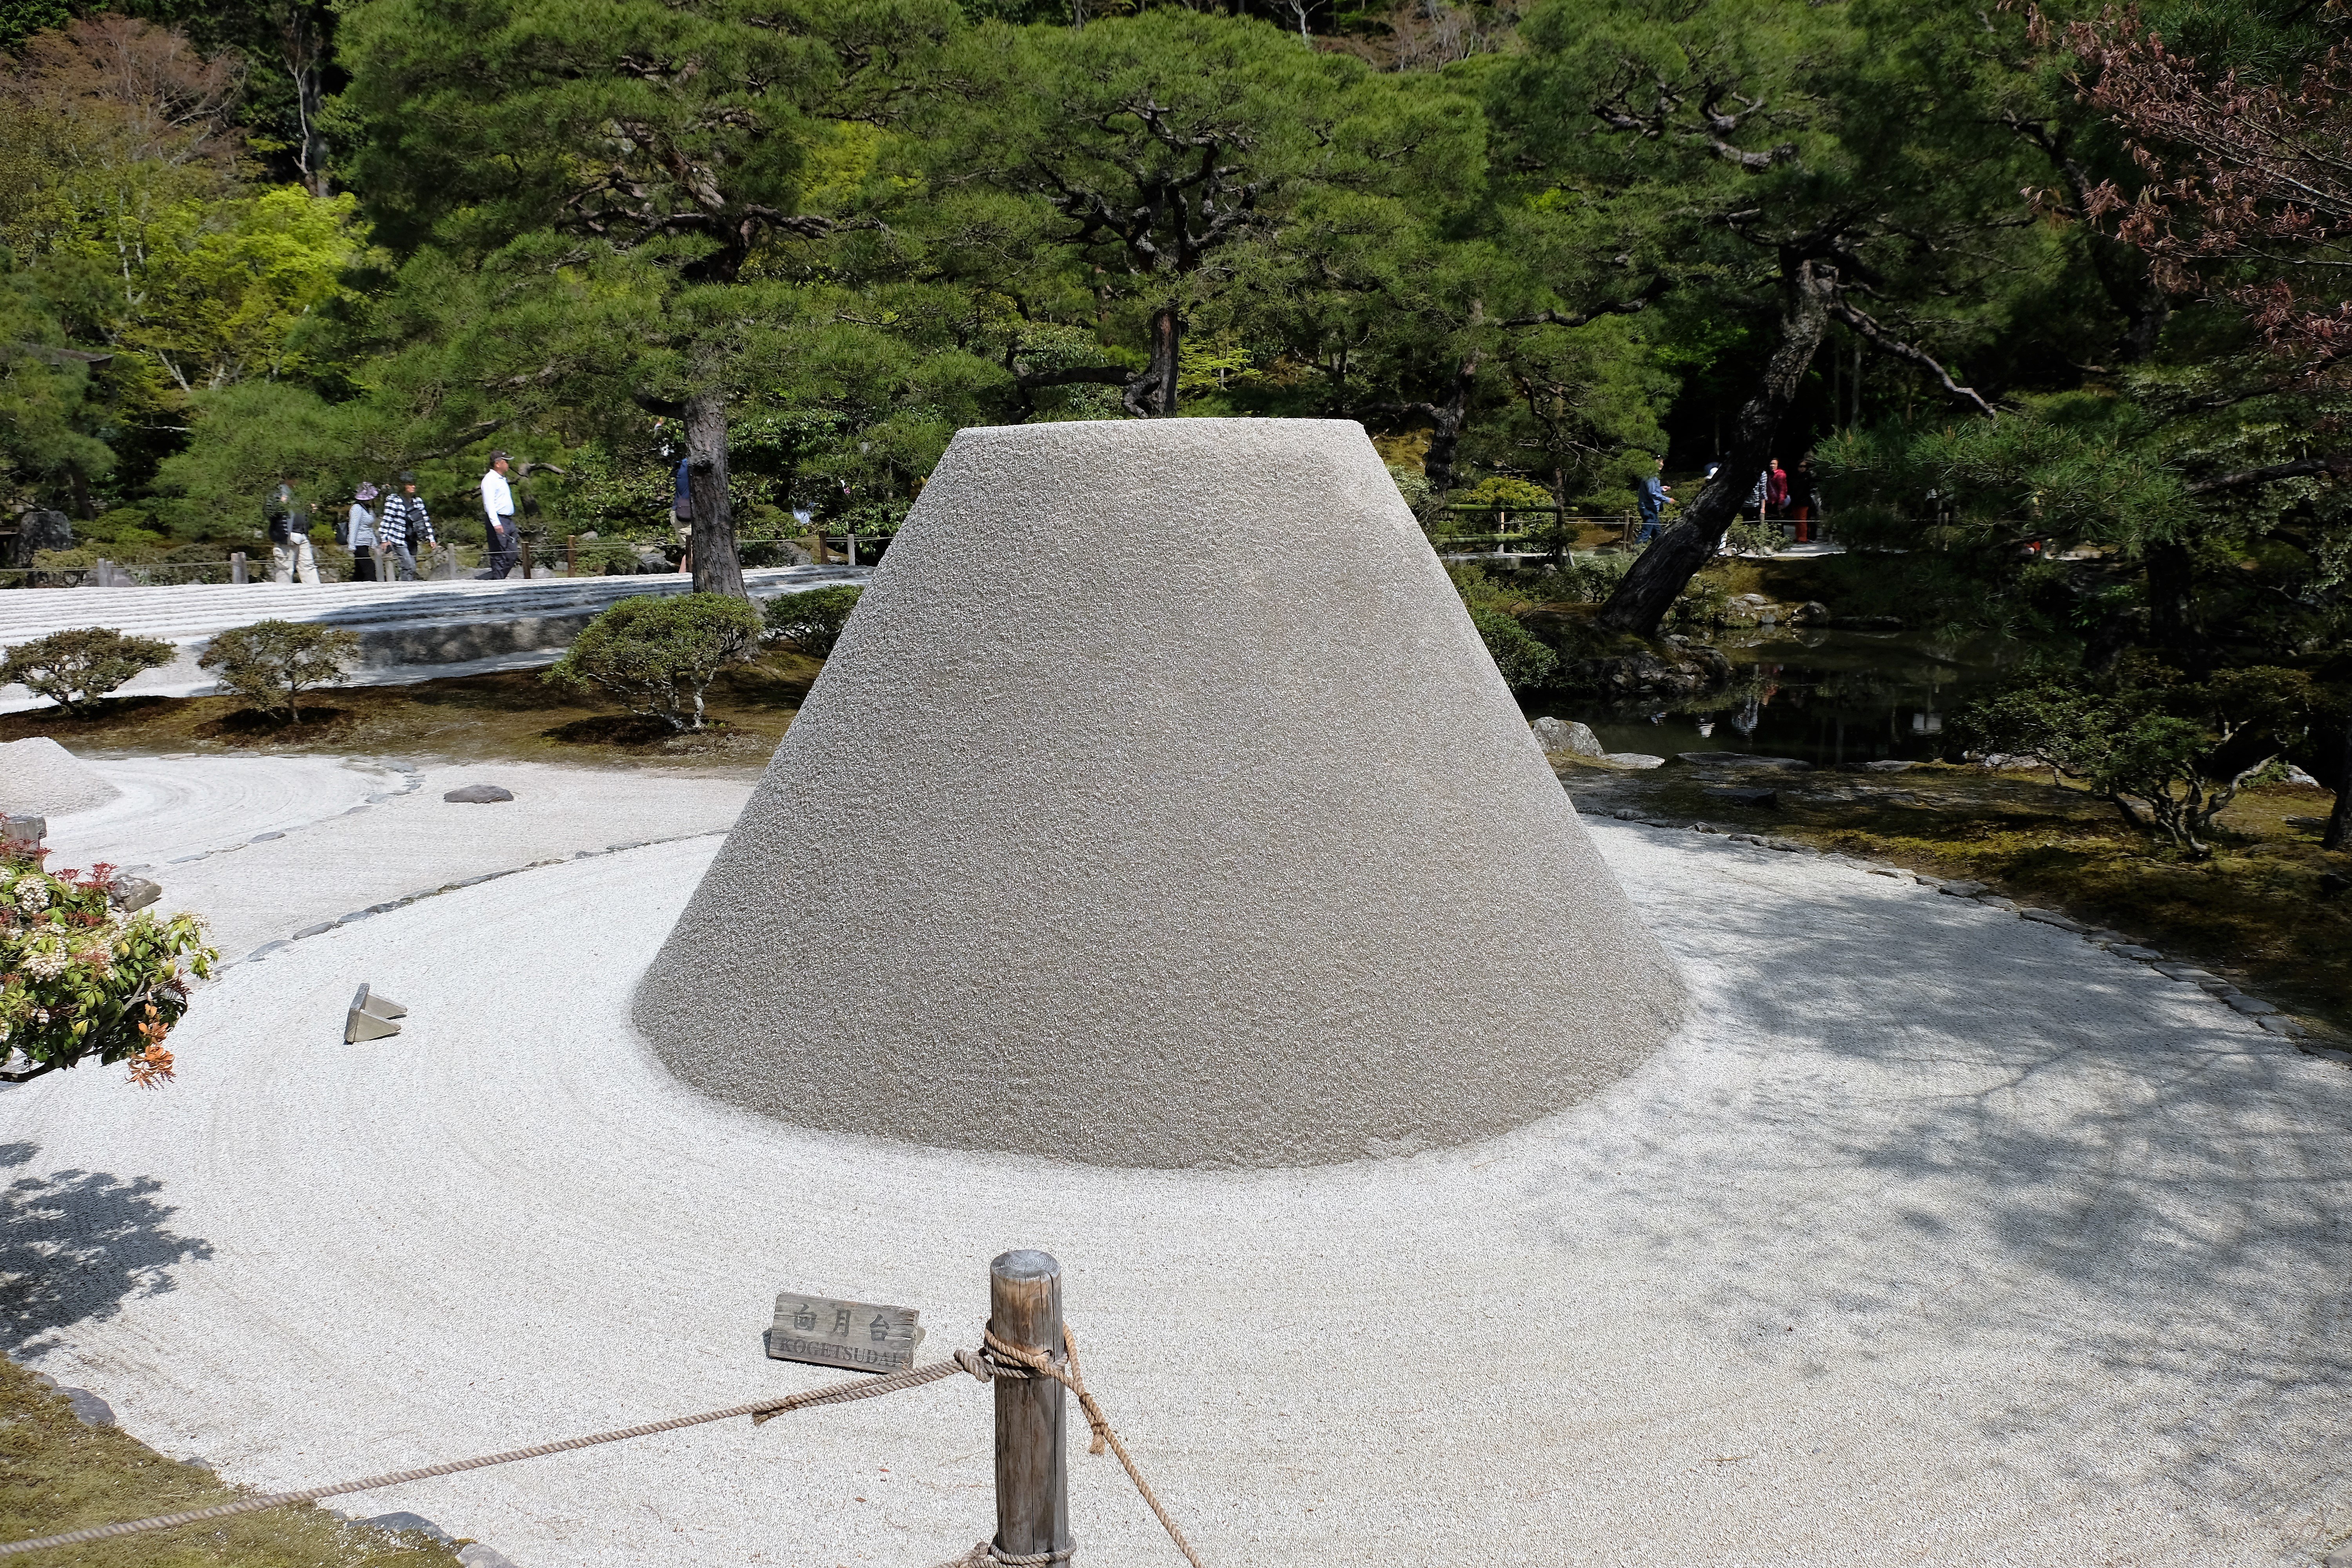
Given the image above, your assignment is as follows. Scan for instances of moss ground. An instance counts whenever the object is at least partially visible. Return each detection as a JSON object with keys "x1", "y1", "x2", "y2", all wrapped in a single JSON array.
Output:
[
  {"x1": 0, "y1": 1359, "x2": 463, "y2": 1566},
  {"x1": 0, "y1": 646, "x2": 827, "y2": 770},
  {"x1": 1560, "y1": 757, "x2": 2352, "y2": 1041}
]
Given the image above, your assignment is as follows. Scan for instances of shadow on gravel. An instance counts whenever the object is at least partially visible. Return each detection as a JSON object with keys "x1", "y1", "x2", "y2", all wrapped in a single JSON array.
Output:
[
  {"x1": 1518, "y1": 852, "x2": 2352, "y2": 1526},
  {"x1": 0, "y1": 1140, "x2": 214, "y2": 1357}
]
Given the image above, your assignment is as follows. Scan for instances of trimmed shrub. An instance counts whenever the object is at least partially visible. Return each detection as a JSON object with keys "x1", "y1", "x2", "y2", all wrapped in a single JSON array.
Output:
[
  {"x1": 0, "y1": 627, "x2": 176, "y2": 715},
  {"x1": 1468, "y1": 604, "x2": 1559, "y2": 691},
  {"x1": 197, "y1": 619, "x2": 362, "y2": 722},
  {"x1": 544, "y1": 592, "x2": 762, "y2": 731},
  {"x1": 0, "y1": 857, "x2": 216, "y2": 1086},
  {"x1": 764, "y1": 584, "x2": 864, "y2": 657}
]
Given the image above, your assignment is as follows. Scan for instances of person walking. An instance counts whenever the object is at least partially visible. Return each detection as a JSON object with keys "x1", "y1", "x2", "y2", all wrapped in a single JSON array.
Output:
[
  {"x1": 673, "y1": 455, "x2": 693, "y2": 576},
  {"x1": 379, "y1": 471, "x2": 435, "y2": 579},
  {"x1": 348, "y1": 484, "x2": 381, "y2": 581},
  {"x1": 1635, "y1": 456, "x2": 1671, "y2": 545},
  {"x1": 266, "y1": 478, "x2": 319, "y2": 584},
  {"x1": 1789, "y1": 457, "x2": 1821, "y2": 544},
  {"x1": 480, "y1": 450, "x2": 518, "y2": 579},
  {"x1": 1765, "y1": 457, "x2": 1789, "y2": 519}
]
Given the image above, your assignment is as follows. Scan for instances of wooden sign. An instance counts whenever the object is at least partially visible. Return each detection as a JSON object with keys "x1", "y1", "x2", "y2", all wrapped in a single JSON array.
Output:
[{"x1": 768, "y1": 1294, "x2": 926, "y2": 1373}]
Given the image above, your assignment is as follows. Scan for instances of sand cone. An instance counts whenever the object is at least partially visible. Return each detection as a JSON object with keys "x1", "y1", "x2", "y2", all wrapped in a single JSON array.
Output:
[{"x1": 635, "y1": 419, "x2": 1684, "y2": 1167}]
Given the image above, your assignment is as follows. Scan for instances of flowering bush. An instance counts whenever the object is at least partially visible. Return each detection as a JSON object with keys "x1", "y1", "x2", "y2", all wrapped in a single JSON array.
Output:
[{"x1": 0, "y1": 857, "x2": 217, "y2": 1087}]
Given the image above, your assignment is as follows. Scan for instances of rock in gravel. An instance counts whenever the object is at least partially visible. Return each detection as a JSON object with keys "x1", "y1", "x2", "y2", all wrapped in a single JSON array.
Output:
[
  {"x1": 1704, "y1": 786, "x2": 1779, "y2": 808},
  {"x1": 2152, "y1": 964, "x2": 2218, "y2": 982},
  {"x1": 1611, "y1": 807, "x2": 1641, "y2": 820},
  {"x1": 2259, "y1": 1015, "x2": 2308, "y2": 1038},
  {"x1": 1976, "y1": 895, "x2": 2019, "y2": 912},
  {"x1": 1938, "y1": 880, "x2": 1988, "y2": 897},
  {"x1": 106, "y1": 874, "x2": 160, "y2": 911},
  {"x1": 1675, "y1": 751, "x2": 1812, "y2": 770},
  {"x1": 1530, "y1": 717, "x2": 1606, "y2": 758},
  {"x1": 443, "y1": 784, "x2": 516, "y2": 804},
  {"x1": 1606, "y1": 752, "x2": 1667, "y2": 768},
  {"x1": 2225, "y1": 994, "x2": 2280, "y2": 1016}
]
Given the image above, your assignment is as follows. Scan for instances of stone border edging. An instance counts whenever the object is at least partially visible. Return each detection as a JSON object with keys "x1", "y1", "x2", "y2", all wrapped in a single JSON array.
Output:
[
  {"x1": 1600, "y1": 806, "x2": 2346, "y2": 1066},
  {"x1": 218, "y1": 826, "x2": 727, "y2": 971},
  {"x1": 90, "y1": 754, "x2": 428, "y2": 878}
]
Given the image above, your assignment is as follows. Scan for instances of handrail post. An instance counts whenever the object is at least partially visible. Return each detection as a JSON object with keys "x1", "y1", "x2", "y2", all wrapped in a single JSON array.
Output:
[{"x1": 991, "y1": 1250, "x2": 1069, "y2": 1567}]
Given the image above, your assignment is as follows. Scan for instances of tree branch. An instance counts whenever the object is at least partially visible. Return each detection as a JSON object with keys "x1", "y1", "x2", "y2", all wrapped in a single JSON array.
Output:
[
  {"x1": 1829, "y1": 298, "x2": 1998, "y2": 418},
  {"x1": 2185, "y1": 452, "x2": 2352, "y2": 494}
]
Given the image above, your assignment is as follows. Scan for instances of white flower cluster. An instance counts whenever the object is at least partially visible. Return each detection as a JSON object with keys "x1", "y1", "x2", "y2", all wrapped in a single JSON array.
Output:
[
  {"x1": 21, "y1": 944, "x2": 69, "y2": 980},
  {"x1": 13, "y1": 877, "x2": 51, "y2": 914}
]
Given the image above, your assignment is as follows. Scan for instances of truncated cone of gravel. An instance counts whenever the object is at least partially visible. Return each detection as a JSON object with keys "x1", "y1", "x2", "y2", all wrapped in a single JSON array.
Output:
[
  {"x1": 636, "y1": 418, "x2": 1687, "y2": 1168},
  {"x1": 0, "y1": 735, "x2": 121, "y2": 817}
]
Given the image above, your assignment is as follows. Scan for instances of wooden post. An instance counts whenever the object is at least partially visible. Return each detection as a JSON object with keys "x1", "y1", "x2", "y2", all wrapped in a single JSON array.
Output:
[
  {"x1": 520, "y1": 536, "x2": 535, "y2": 577},
  {"x1": 991, "y1": 1250, "x2": 1069, "y2": 1566},
  {"x1": 567, "y1": 534, "x2": 577, "y2": 577},
  {"x1": 230, "y1": 551, "x2": 247, "y2": 584}
]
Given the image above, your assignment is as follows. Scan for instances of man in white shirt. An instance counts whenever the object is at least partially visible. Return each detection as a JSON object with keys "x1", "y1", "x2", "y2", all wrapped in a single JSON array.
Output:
[{"x1": 480, "y1": 450, "x2": 518, "y2": 578}]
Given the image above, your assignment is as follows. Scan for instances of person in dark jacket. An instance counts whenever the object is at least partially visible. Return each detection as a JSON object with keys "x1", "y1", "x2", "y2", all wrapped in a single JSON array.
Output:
[
  {"x1": 267, "y1": 478, "x2": 319, "y2": 584},
  {"x1": 1789, "y1": 457, "x2": 1822, "y2": 543}
]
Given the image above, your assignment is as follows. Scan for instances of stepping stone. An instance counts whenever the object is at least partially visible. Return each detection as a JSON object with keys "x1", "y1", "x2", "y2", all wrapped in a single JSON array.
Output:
[
  {"x1": 1705, "y1": 786, "x2": 1779, "y2": 808},
  {"x1": 1936, "y1": 880, "x2": 1987, "y2": 897},
  {"x1": 443, "y1": 784, "x2": 515, "y2": 804},
  {"x1": 2019, "y1": 909, "x2": 2086, "y2": 932},
  {"x1": 1765, "y1": 838, "x2": 1811, "y2": 853},
  {"x1": 2197, "y1": 979, "x2": 2237, "y2": 996},
  {"x1": 250, "y1": 831, "x2": 285, "y2": 842},
  {"x1": 1975, "y1": 895, "x2": 2019, "y2": 912},
  {"x1": 2260, "y1": 1015, "x2": 2308, "y2": 1038},
  {"x1": 2109, "y1": 945, "x2": 2163, "y2": 960},
  {"x1": 2152, "y1": 964, "x2": 2218, "y2": 982},
  {"x1": 1727, "y1": 833, "x2": 1768, "y2": 846},
  {"x1": 1675, "y1": 751, "x2": 1812, "y2": 770},
  {"x1": 1611, "y1": 808, "x2": 1640, "y2": 820},
  {"x1": 1859, "y1": 759, "x2": 1917, "y2": 772},
  {"x1": 2225, "y1": 994, "x2": 2279, "y2": 1016},
  {"x1": 1605, "y1": 753, "x2": 1666, "y2": 768},
  {"x1": 292, "y1": 921, "x2": 337, "y2": 938}
]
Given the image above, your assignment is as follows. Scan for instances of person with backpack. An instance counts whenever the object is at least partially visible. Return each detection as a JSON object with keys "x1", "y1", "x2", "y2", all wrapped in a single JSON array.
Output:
[
  {"x1": 379, "y1": 471, "x2": 434, "y2": 579},
  {"x1": 266, "y1": 477, "x2": 319, "y2": 584},
  {"x1": 347, "y1": 483, "x2": 381, "y2": 581}
]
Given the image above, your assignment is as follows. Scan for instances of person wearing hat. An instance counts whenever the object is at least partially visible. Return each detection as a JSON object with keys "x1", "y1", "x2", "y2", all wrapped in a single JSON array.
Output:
[
  {"x1": 265, "y1": 475, "x2": 319, "y2": 584},
  {"x1": 347, "y1": 483, "x2": 382, "y2": 581},
  {"x1": 379, "y1": 471, "x2": 435, "y2": 580},
  {"x1": 480, "y1": 450, "x2": 518, "y2": 579}
]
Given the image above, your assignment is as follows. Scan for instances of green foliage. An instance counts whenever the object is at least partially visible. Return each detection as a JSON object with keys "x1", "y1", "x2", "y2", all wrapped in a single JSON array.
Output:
[
  {"x1": 544, "y1": 592, "x2": 763, "y2": 731},
  {"x1": 1955, "y1": 659, "x2": 2317, "y2": 855},
  {"x1": 1467, "y1": 603, "x2": 1558, "y2": 692},
  {"x1": 196, "y1": 619, "x2": 361, "y2": 722},
  {"x1": 0, "y1": 627, "x2": 175, "y2": 715},
  {"x1": 763, "y1": 584, "x2": 864, "y2": 658},
  {"x1": 1722, "y1": 516, "x2": 1782, "y2": 557},
  {"x1": 0, "y1": 857, "x2": 216, "y2": 1086}
]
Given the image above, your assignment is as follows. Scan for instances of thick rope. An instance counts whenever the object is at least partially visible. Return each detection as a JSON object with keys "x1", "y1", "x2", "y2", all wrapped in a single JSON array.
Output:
[
  {"x1": 0, "y1": 1358, "x2": 966, "y2": 1559},
  {"x1": 981, "y1": 1326, "x2": 1205, "y2": 1568}
]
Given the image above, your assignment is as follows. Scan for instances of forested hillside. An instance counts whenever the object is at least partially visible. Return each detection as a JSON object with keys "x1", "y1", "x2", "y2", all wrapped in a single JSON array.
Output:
[{"x1": 4, "y1": 0, "x2": 2348, "y2": 803}]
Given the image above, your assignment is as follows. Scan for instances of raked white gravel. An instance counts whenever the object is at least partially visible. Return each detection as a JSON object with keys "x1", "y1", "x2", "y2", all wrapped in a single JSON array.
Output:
[{"x1": 2, "y1": 817, "x2": 2350, "y2": 1566}]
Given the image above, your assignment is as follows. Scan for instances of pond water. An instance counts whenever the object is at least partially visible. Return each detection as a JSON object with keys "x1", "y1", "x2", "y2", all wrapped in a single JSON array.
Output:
[{"x1": 1526, "y1": 627, "x2": 2011, "y2": 767}]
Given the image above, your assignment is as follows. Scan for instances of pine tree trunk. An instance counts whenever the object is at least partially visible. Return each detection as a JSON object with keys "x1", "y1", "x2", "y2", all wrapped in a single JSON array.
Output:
[
  {"x1": 1420, "y1": 352, "x2": 1480, "y2": 495},
  {"x1": 2324, "y1": 706, "x2": 2352, "y2": 852},
  {"x1": 1597, "y1": 260, "x2": 1838, "y2": 638},
  {"x1": 685, "y1": 387, "x2": 746, "y2": 599},
  {"x1": 2144, "y1": 538, "x2": 2198, "y2": 655},
  {"x1": 1124, "y1": 304, "x2": 1180, "y2": 417}
]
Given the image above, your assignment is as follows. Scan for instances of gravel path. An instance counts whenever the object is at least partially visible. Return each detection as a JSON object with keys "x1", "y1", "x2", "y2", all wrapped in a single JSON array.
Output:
[
  {"x1": 40, "y1": 756, "x2": 753, "y2": 959},
  {"x1": 4, "y1": 820, "x2": 2349, "y2": 1566}
]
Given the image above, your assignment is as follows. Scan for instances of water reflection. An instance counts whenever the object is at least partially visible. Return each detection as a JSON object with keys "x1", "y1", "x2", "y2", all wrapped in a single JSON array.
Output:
[{"x1": 1530, "y1": 628, "x2": 2001, "y2": 766}]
